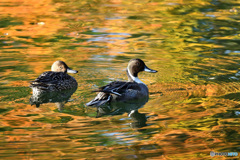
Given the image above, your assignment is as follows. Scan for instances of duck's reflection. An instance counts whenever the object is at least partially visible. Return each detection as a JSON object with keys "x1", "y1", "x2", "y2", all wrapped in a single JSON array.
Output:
[
  {"x1": 128, "y1": 110, "x2": 147, "y2": 129},
  {"x1": 94, "y1": 100, "x2": 148, "y2": 129},
  {"x1": 29, "y1": 86, "x2": 77, "y2": 111}
]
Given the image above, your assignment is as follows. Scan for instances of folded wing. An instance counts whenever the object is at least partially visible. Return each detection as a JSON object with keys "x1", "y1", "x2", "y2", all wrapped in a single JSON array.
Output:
[{"x1": 86, "y1": 81, "x2": 141, "y2": 106}]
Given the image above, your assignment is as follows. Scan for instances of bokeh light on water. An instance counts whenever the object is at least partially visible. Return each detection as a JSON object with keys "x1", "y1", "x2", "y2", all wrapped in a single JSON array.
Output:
[{"x1": 0, "y1": 0, "x2": 240, "y2": 159}]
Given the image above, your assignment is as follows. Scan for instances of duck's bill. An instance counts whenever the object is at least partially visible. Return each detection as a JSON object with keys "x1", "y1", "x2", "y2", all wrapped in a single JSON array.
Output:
[
  {"x1": 67, "y1": 68, "x2": 78, "y2": 74},
  {"x1": 144, "y1": 66, "x2": 157, "y2": 73}
]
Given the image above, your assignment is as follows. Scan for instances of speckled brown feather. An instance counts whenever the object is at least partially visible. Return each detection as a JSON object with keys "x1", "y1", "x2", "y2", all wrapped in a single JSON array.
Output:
[{"x1": 30, "y1": 71, "x2": 77, "y2": 91}]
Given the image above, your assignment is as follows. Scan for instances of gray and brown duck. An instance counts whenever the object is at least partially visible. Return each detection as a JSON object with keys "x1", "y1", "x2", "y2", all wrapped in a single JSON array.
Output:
[{"x1": 30, "y1": 61, "x2": 78, "y2": 91}]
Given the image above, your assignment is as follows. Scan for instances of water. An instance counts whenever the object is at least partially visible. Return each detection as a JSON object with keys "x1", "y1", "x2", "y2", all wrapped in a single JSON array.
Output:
[{"x1": 1, "y1": 0, "x2": 240, "y2": 159}]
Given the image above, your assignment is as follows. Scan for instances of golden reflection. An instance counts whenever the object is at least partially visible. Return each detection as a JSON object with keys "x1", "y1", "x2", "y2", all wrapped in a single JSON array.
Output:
[
  {"x1": 0, "y1": 0, "x2": 63, "y2": 37},
  {"x1": 1, "y1": 0, "x2": 240, "y2": 159}
]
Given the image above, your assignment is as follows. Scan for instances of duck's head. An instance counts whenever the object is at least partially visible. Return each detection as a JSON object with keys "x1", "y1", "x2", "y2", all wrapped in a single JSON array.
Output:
[
  {"x1": 51, "y1": 61, "x2": 78, "y2": 74},
  {"x1": 127, "y1": 59, "x2": 157, "y2": 82}
]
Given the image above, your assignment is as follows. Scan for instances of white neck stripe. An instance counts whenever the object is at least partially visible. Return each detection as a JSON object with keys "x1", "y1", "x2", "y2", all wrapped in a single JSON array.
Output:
[
  {"x1": 128, "y1": 110, "x2": 135, "y2": 117},
  {"x1": 127, "y1": 67, "x2": 144, "y2": 84}
]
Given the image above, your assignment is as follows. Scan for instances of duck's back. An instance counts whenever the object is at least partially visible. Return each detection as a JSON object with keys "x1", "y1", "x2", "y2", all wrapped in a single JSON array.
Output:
[
  {"x1": 30, "y1": 71, "x2": 78, "y2": 91},
  {"x1": 86, "y1": 81, "x2": 149, "y2": 106}
]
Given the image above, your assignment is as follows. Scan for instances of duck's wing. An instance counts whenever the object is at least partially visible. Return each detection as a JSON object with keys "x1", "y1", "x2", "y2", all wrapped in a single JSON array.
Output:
[
  {"x1": 94, "y1": 81, "x2": 141, "y2": 96},
  {"x1": 86, "y1": 81, "x2": 142, "y2": 107},
  {"x1": 29, "y1": 72, "x2": 66, "y2": 89}
]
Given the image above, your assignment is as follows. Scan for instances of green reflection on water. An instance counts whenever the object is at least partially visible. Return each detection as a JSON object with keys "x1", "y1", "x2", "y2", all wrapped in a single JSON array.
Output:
[
  {"x1": 0, "y1": 0, "x2": 240, "y2": 159},
  {"x1": 0, "y1": 17, "x2": 23, "y2": 28},
  {"x1": 33, "y1": 116, "x2": 74, "y2": 123}
]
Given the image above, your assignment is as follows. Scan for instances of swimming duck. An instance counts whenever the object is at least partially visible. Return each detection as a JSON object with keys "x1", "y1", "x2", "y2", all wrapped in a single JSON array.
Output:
[
  {"x1": 30, "y1": 61, "x2": 78, "y2": 91},
  {"x1": 86, "y1": 58, "x2": 157, "y2": 107}
]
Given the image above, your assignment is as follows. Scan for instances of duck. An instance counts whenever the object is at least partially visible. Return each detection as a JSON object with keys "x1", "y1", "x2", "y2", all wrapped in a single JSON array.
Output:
[
  {"x1": 29, "y1": 61, "x2": 78, "y2": 91},
  {"x1": 86, "y1": 58, "x2": 157, "y2": 107}
]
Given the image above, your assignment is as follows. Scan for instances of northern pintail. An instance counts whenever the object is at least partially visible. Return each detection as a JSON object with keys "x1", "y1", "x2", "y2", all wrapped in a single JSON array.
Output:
[
  {"x1": 30, "y1": 61, "x2": 78, "y2": 91},
  {"x1": 86, "y1": 58, "x2": 157, "y2": 106}
]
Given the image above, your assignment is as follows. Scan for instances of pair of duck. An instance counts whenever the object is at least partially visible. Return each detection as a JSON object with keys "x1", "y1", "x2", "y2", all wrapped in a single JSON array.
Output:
[{"x1": 30, "y1": 59, "x2": 157, "y2": 107}]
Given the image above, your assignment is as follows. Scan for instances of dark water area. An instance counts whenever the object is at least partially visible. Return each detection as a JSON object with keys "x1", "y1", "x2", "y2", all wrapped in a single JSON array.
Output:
[{"x1": 0, "y1": 0, "x2": 240, "y2": 159}]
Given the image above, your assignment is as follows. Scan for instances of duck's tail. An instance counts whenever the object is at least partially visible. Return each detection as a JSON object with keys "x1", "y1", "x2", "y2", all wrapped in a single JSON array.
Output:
[{"x1": 86, "y1": 92, "x2": 112, "y2": 107}]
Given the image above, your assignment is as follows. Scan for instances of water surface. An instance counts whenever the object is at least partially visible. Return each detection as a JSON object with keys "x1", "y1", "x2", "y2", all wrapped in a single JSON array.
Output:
[{"x1": 0, "y1": 0, "x2": 240, "y2": 159}]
